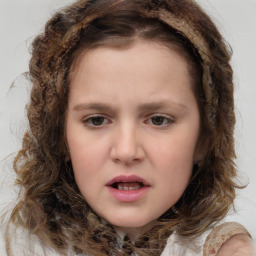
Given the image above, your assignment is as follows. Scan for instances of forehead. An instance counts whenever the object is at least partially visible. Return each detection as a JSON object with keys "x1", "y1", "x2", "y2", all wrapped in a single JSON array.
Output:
[
  {"x1": 70, "y1": 40, "x2": 190, "y2": 83},
  {"x1": 67, "y1": 40, "x2": 198, "y2": 113},
  {"x1": 69, "y1": 39, "x2": 192, "y2": 84},
  {"x1": 68, "y1": 37, "x2": 201, "y2": 101}
]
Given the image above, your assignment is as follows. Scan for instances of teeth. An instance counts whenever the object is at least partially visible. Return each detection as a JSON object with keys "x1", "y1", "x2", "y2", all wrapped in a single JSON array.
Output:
[{"x1": 117, "y1": 182, "x2": 142, "y2": 191}]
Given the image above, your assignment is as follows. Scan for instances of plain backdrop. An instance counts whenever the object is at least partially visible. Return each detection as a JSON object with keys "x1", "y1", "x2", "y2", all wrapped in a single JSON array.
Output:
[{"x1": 0, "y1": 0, "x2": 256, "y2": 245}]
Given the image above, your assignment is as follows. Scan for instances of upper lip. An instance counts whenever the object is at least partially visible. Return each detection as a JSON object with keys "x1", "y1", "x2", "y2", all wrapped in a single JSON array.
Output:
[{"x1": 106, "y1": 175, "x2": 150, "y2": 186}]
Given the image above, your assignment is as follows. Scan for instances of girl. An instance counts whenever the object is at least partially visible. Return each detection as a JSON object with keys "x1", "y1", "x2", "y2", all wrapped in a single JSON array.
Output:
[{"x1": 2, "y1": 0, "x2": 254, "y2": 255}]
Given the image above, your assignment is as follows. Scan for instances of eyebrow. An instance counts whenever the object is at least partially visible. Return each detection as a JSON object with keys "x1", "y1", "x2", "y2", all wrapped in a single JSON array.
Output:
[
  {"x1": 73, "y1": 101, "x2": 187, "y2": 112},
  {"x1": 73, "y1": 103, "x2": 114, "y2": 112},
  {"x1": 138, "y1": 102, "x2": 187, "y2": 112}
]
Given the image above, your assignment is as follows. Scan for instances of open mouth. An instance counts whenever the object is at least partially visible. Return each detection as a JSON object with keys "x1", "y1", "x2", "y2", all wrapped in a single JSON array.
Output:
[
  {"x1": 111, "y1": 182, "x2": 144, "y2": 191},
  {"x1": 106, "y1": 175, "x2": 150, "y2": 191},
  {"x1": 106, "y1": 175, "x2": 150, "y2": 201}
]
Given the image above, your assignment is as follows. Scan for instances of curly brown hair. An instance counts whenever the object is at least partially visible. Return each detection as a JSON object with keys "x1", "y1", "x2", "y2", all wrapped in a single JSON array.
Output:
[{"x1": 5, "y1": 0, "x2": 239, "y2": 255}]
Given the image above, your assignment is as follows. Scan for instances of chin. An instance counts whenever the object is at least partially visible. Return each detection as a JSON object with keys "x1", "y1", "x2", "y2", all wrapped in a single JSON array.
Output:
[{"x1": 106, "y1": 215, "x2": 154, "y2": 229}]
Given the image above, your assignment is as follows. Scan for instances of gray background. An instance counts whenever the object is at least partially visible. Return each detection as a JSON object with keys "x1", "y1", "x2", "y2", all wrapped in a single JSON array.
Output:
[{"x1": 0, "y1": 0, "x2": 256, "y2": 244}]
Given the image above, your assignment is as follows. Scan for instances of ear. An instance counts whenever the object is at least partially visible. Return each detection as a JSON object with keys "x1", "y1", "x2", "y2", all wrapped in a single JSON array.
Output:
[
  {"x1": 65, "y1": 153, "x2": 71, "y2": 162},
  {"x1": 63, "y1": 138, "x2": 71, "y2": 162},
  {"x1": 193, "y1": 133, "x2": 209, "y2": 164},
  {"x1": 193, "y1": 150, "x2": 203, "y2": 167}
]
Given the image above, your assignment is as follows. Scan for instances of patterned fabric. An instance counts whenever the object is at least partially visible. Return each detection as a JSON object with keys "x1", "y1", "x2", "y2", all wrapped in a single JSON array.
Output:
[
  {"x1": 161, "y1": 222, "x2": 251, "y2": 256},
  {"x1": 203, "y1": 222, "x2": 251, "y2": 256}
]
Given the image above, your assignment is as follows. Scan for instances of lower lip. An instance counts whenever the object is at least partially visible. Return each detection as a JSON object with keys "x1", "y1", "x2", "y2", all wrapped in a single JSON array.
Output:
[{"x1": 107, "y1": 186, "x2": 150, "y2": 202}]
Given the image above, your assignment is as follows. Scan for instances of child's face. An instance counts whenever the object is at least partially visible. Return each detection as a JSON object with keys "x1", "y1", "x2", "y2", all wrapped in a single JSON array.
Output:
[{"x1": 66, "y1": 40, "x2": 200, "y2": 237}]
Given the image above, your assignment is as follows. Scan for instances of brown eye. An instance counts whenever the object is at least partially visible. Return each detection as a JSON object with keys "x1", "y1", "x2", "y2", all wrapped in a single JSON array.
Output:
[
  {"x1": 145, "y1": 115, "x2": 174, "y2": 127},
  {"x1": 151, "y1": 116, "x2": 165, "y2": 126},
  {"x1": 83, "y1": 116, "x2": 109, "y2": 127}
]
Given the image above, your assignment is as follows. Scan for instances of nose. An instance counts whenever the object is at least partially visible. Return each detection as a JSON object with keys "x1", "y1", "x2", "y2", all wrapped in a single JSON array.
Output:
[{"x1": 110, "y1": 122, "x2": 145, "y2": 165}]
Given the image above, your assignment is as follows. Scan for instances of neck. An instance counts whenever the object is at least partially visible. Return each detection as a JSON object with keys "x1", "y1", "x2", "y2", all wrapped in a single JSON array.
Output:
[{"x1": 114, "y1": 221, "x2": 156, "y2": 241}]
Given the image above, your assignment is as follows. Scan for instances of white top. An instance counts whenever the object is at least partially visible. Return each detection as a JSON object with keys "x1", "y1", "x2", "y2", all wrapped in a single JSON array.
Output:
[
  {"x1": 0, "y1": 221, "x2": 250, "y2": 256},
  {"x1": 160, "y1": 229, "x2": 211, "y2": 256}
]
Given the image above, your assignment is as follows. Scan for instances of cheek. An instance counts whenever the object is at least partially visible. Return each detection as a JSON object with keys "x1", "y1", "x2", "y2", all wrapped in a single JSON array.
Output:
[
  {"x1": 148, "y1": 133, "x2": 197, "y2": 168},
  {"x1": 69, "y1": 138, "x2": 107, "y2": 173},
  {"x1": 146, "y1": 130, "x2": 198, "y2": 199},
  {"x1": 68, "y1": 141, "x2": 104, "y2": 198}
]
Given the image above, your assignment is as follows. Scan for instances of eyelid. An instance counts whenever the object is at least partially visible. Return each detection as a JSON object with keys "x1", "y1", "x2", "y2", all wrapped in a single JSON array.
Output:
[
  {"x1": 81, "y1": 113, "x2": 175, "y2": 128},
  {"x1": 144, "y1": 113, "x2": 175, "y2": 126},
  {"x1": 146, "y1": 113, "x2": 175, "y2": 120},
  {"x1": 82, "y1": 114, "x2": 112, "y2": 128}
]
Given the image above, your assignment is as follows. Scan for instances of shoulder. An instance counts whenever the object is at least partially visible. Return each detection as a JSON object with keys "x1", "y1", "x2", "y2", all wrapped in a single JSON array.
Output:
[
  {"x1": 216, "y1": 233, "x2": 254, "y2": 256},
  {"x1": 161, "y1": 222, "x2": 254, "y2": 256},
  {"x1": 203, "y1": 222, "x2": 255, "y2": 256}
]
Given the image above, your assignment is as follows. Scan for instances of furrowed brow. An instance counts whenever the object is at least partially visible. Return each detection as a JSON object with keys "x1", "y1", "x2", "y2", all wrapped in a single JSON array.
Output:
[
  {"x1": 73, "y1": 103, "x2": 114, "y2": 112},
  {"x1": 138, "y1": 101, "x2": 187, "y2": 112},
  {"x1": 72, "y1": 101, "x2": 187, "y2": 113}
]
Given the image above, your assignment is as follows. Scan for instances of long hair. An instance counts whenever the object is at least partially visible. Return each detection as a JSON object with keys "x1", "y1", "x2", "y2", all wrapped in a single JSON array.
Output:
[{"x1": 5, "y1": 0, "x2": 238, "y2": 255}]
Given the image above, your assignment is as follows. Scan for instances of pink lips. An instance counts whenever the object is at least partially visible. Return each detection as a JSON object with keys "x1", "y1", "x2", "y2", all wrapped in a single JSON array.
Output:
[{"x1": 106, "y1": 175, "x2": 150, "y2": 202}]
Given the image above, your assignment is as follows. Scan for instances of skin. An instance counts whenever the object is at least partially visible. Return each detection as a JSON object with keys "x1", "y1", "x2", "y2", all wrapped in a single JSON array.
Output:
[
  {"x1": 65, "y1": 40, "x2": 254, "y2": 253},
  {"x1": 66, "y1": 40, "x2": 201, "y2": 240}
]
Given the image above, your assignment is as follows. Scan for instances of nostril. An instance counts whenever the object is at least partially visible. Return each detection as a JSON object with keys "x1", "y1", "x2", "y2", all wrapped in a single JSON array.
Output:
[{"x1": 110, "y1": 135, "x2": 145, "y2": 164}]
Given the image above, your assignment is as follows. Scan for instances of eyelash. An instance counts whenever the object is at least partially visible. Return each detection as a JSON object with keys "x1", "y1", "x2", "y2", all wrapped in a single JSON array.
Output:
[
  {"x1": 145, "y1": 114, "x2": 174, "y2": 127},
  {"x1": 82, "y1": 115, "x2": 111, "y2": 128},
  {"x1": 82, "y1": 114, "x2": 174, "y2": 128}
]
